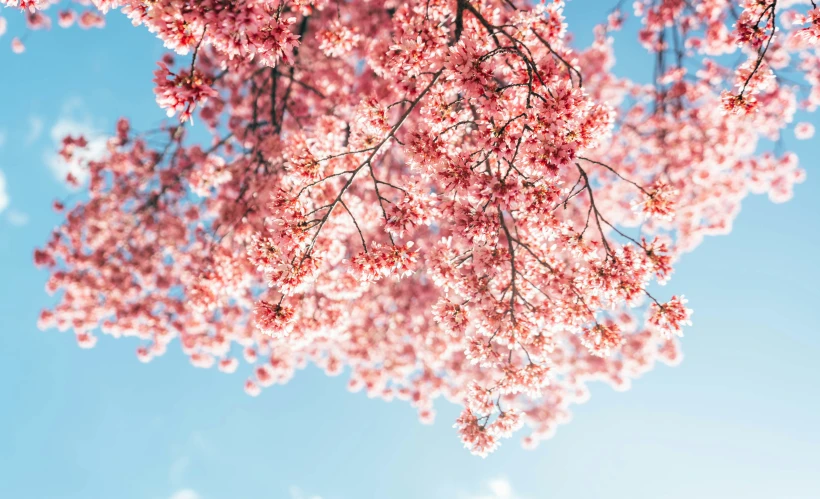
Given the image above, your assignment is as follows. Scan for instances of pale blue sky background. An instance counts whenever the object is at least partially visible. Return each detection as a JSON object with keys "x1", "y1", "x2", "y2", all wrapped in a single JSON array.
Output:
[{"x1": 1, "y1": 2, "x2": 818, "y2": 499}]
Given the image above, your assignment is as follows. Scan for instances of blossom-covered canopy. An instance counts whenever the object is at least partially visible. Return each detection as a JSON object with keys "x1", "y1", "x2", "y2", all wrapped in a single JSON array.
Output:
[{"x1": 4, "y1": 0, "x2": 817, "y2": 455}]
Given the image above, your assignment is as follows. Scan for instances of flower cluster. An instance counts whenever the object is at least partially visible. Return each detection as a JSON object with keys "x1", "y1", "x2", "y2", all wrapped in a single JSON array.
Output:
[
  {"x1": 254, "y1": 301, "x2": 295, "y2": 339},
  {"x1": 350, "y1": 242, "x2": 419, "y2": 282},
  {"x1": 649, "y1": 296, "x2": 693, "y2": 338},
  {"x1": 581, "y1": 323, "x2": 625, "y2": 357},
  {"x1": 153, "y1": 62, "x2": 217, "y2": 122}
]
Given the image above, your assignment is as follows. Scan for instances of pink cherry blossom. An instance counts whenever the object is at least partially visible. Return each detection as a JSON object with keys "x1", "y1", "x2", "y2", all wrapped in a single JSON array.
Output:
[
  {"x1": 795, "y1": 121, "x2": 815, "y2": 139},
  {"x1": 11, "y1": 36, "x2": 23, "y2": 53},
  {"x1": 57, "y1": 10, "x2": 74, "y2": 28},
  {"x1": 5, "y1": 0, "x2": 816, "y2": 457},
  {"x1": 153, "y1": 62, "x2": 218, "y2": 123}
]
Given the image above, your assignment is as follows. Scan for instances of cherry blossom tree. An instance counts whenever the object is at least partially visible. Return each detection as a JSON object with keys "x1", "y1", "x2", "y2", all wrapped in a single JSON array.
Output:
[{"x1": 4, "y1": 0, "x2": 818, "y2": 456}]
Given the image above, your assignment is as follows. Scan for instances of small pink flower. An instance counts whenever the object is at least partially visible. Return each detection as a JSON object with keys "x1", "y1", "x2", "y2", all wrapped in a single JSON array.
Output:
[
  {"x1": 794, "y1": 122, "x2": 815, "y2": 140},
  {"x1": 218, "y1": 357, "x2": 239, "y2": 373},
  {"x1": 78, "y1": 11, "x2": 105, "y2": 29},
  {"x1": 58, "y1": 10, "x2": 76, "y2": 28},
  {"x1": 136, "y1": 347, "x2": 152, "y2": 363},
  {"x1": 11, "y1": 37, "x2": 25, "y2": 54},
  {"x1": 244, "y1": 379, "x2": 261, "y2": 397},
  {"x1": 243, "y1": 348, "x2": 258, "y2": 364},
  {"x1": 76, "y1": 332, "x2": 97, "y2": 349}
]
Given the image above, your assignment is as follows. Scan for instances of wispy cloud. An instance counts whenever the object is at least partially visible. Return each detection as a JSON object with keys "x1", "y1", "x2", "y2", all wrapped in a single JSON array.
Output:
[
  {"x1": 289, "y1": 485, "x2": 323, "y2": 499},
  {"x1": 0, "y1": 169, "x2": 28, "y2": 226},
  {"x1": 0, "y1": 169, "x2": 8, "y2": 215},
  {"x1": 169, "y1": 489, "x2": 200, "y2": 499},
  {"x1": 165, "y1": 485, "x2": 320, "y2": 499},
  {"x1": 459, "y1": 477, "x2": 522, "y2": 499},
  {"x1": 0, "y1": 129, "x2": 6, "y2": 149},
  {"x1": 169, "y1": 455, "x2": 191, "y2": 485},
  {"x1": 6, "y1": 209, "x2": 29, "y2": 226},
  {"x1": 26, "y1": 116, "x2": 44, "y2": 145},
  {"x1": 45, "y1": 99, "x2": 109, "y2": 187}
]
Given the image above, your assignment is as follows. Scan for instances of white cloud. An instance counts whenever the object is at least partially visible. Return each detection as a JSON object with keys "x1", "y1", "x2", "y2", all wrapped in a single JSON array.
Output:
[
  {"x1": 0, "y1": 170, "x2": 27, "y2": 225},
  {"x1": 169, "y1": 489, "x2": 200, "y2": 499},
  {"x1": 26, "y1": 116, "x2": 44, "y2": 145},
  {"x1": 0, "y1": 129, "x2": 6, "y2": 148},
  {"x1": 165, "y1": 485, "x2": 321, "y2": 499},
  {"x1": 189, "y1": 431, "x2": 216, "y2": 457},
  {"x1": 45, "y1": 100, "x2": 109, "y2": 186},
  {"x1": 169, "y1": 455, "x2": 191, "y2": 485},
  {"x1": 0, "y1": 169, "x2": 9, "y2": 215},
  {"x1": 459, "y1": 477, "x2": 522, "y2": 499},
  {"x1": 6, "y1": 209, "x2": 29, "y2": 226},
  {"x1": 289, "y1": 486, "x2": 323, "y2": 499}
]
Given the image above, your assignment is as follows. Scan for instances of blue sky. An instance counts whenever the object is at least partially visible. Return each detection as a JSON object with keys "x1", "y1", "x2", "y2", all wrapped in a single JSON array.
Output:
[{"x1": 1, "y1": 2, "x2": 819, "y2": 499}]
